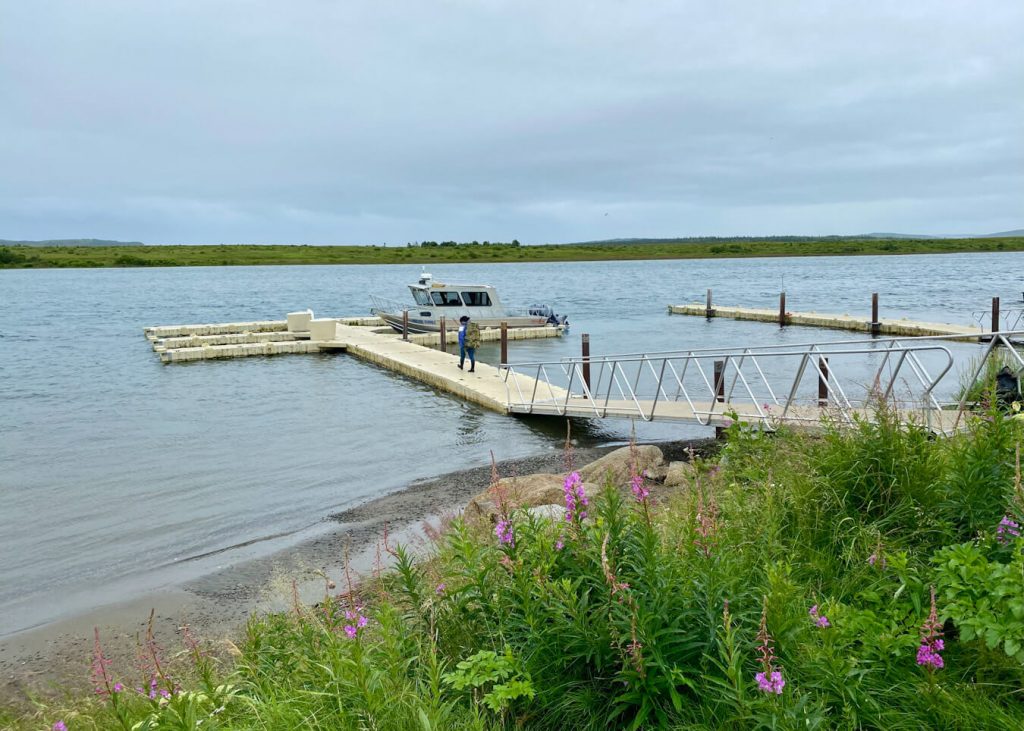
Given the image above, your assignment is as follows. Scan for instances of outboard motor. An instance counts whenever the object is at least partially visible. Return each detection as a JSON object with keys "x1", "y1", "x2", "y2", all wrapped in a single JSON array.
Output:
[
  {"x1": 529, "y1": 303, "x2": 568, "y2": 327},
  {"x1": 995, "y1": 366, "x2": 1021, "y2": 409}
]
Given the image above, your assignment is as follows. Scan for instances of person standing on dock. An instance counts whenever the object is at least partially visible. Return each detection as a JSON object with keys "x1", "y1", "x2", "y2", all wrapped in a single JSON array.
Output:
[
  {"x1": 458, "y1": 315, "x2": 470, "y2": 370},
  {"x1": 458, "y1": 315, "x2": 478, "y2": 372}
]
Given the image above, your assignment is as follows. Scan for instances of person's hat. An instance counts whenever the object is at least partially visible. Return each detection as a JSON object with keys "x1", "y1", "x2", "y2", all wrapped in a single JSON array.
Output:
[{"x1": 459, "y1": 315, "x2": 470, "y2": 322}]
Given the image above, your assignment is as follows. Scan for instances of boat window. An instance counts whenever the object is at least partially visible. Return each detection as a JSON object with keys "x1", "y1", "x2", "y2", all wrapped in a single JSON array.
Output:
[
  {"x1": 430, "y1": 291, "x2": 463, "y2": 306},
  {"x1": 412, "y1": 289, "x2": 432, "y2": 306},
  {"x1": 461, "y1": 291, "x2": 492, "y2": 307}
]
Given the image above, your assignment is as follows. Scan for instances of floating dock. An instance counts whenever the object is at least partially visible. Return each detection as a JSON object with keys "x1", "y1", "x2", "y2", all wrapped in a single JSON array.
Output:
[
  {"x1": 667, "y1": 303, "x2": 985, "y2": 339},
  {"x1": 146, "y1": 313, "x2": 566, "y2": 415},
  {"x1": 147, "y1": 311, "x2": 1010, "y2": 433}
]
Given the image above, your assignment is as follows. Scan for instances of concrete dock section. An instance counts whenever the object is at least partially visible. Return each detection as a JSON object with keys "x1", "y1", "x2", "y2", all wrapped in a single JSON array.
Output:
[
  {"x1": 319, "y1": 324, "x2": 567, "y2": 414},
  {"x1": 667, "y1": 303, "x2": 985, "y2": 339}
]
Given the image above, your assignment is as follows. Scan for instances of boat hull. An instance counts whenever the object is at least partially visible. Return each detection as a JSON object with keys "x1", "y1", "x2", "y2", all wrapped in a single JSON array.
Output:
[{"x1": 375, "y1": 310, "x2": 557, "y2": 334}]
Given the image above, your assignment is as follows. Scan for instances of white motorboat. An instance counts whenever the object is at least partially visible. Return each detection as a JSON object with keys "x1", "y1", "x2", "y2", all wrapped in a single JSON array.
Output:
[{"x1": 370, "y1": 271, "x2": 568, "y2": 334}]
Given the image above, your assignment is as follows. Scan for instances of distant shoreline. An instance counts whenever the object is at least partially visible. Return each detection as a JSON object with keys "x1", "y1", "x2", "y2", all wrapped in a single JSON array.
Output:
[{"x1": 2, "y1": 237, "x2": 1023, "y2": 269}]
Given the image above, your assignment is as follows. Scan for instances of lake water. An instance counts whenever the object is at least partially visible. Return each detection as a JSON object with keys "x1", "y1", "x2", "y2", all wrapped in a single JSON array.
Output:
[{"x1": 1, "y1": 252, "x2": 1022, "y2": 636}]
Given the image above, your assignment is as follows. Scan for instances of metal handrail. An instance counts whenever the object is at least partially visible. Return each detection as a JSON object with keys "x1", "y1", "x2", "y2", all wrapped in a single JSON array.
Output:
[
  {"x1": 972, "y1": 309, "x2": 1024, "y2": 332},
  {"x1": 502, "y1": 330, "x2": 1024, "y2": 432},
  {"x1": 508, "y1": 330, "x2": 1000, "y2": 369},
  {"x1": 369, "y1": 294, "x2": 410, "y2": 313}
]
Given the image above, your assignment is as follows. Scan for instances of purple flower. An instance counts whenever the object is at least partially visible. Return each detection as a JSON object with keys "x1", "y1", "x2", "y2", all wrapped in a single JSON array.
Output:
[
  {"x1": 997, "y1": 516, "x2": 1021, "y2": 545},
  {"x1": 809, "y1": 605, "x2": 830, "y2": 628},
  {"x1": 342, "y1": 606, "x2": 369, "y2": 638},
  {"x1": 630, "y1": 473, "x2": 649, "y2": 502},
  {"x1": 755, "y1": 670, "x2": 786, "y2": 694},
  {"x1": 435, "y1": 583, "x2": 446, "y2": 595},
  {"x1": 495, "y1": 518, "x2": 515, "y2": 546},
  {"x1": 755, "y1": 604, "x2": 785, "y2": 694},
  {"x1": 555, "y1": 538, "x2": 565, "y2": 551},
  {"x1": 563, "y1": 471, "x2": 588, "y2": 523},
  {"x1": 53, "y1": 723, "x2": 67, "y2": 731},
  {"x1": 917, "y1": 641, "x2": 944, "y2": 669},
  {"x1": 917, "y1": 586, "x2": 944, "y2": 672},
  {"x1": 113, "y1": 682, "x2": 124, "y2": 693}
]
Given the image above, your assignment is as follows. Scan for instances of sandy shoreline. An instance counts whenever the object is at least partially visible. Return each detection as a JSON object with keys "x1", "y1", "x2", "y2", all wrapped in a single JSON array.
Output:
[{"x1": 0, "y1": 440, "x2": 707, "y2": 706}]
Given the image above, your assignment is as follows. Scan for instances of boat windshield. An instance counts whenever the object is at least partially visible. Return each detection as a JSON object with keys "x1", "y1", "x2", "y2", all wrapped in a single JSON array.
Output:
[
  {"x1": 430, "y1": 291, "x2": 463, "y2": 306},
  {"x1": 411, "y1": 289, "x2": 432, "y2": 306},
  {"x1": 461, "y1": 291, "x2": 492, "y2": 307}
]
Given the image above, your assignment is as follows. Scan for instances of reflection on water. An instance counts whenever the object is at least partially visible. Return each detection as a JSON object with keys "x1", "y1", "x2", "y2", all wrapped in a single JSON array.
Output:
[{"x1": 0, "y1": 252, "x2": 1021, "y2": 635}]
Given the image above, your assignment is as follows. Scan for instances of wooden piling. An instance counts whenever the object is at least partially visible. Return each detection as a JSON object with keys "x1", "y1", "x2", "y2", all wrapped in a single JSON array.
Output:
[
  {"x1": 714, "y1": 359, "x2": 726, "y2": 438},
  {"x1": 402, "y1": 310, "x2": 409, "y2": 341},
  {"x1": 706, "y1": 289, "x2": 713, "y2": 318},
  {"x1": 439, "y1": 316, "x2": 447, "y2": 351},
  {"x1": 500, "y1": 321, "x2": 508, "y2": 366},
  {"x1": 779, "y1": 292, "x2": 786, "y2": 327},
  {"x1": 581, "y1": 333, "x2": 591, "y2": 395},
  {"x1": 992, "y1": 297, "x2": 1000, "y2": 333},
  {"x1": 871, "y1": 293, "x2": 880, "y2": 336},
  {"x1": 818, "y1": 356, "x2": 830, "y2": 406}
]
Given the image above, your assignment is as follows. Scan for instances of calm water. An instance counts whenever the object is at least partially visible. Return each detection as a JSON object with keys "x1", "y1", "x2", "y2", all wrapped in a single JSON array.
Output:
[{"x1": 1, "y1": 253, "x2": 1022, "y2": 635}]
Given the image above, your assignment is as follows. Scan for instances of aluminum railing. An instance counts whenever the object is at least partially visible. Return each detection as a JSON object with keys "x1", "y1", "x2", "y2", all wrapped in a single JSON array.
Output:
[
  {"x1": 502, "y1": 330, "x2": 1024, "y2": 433},
  {"x1": 369, "y1": 294, "x2": 550, "y2": 321},
  {"x1": 972, "y1": 308, "x2": 1024, "y2": 332}
]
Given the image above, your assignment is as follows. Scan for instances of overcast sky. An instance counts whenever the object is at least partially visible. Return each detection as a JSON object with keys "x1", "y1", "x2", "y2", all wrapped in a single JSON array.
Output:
[{"x1": 1, "y1": 1, "x2": 1021, "y2": 244}]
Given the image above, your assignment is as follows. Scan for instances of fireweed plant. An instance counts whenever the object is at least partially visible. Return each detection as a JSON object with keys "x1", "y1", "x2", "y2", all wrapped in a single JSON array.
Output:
[{"x1": 9, "y1": 400, "x2": 1024, "y2": 730}]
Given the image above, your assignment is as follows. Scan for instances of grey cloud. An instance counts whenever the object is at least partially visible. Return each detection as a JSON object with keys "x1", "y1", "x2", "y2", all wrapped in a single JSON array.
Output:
[{"x1": 0, "y1": 0, "x2": 1021, "y2": 243}]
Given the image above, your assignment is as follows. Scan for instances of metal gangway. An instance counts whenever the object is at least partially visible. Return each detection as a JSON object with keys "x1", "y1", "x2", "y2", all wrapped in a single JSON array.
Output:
[{"x1": 502, "y1": 331, "x2": 1024, "y2": 434}]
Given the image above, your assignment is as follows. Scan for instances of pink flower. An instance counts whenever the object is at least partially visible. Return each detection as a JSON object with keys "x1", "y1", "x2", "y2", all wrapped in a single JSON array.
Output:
[
  {"x1": 563, "y1": 471, "x2": 588, "y2": 522},
  {"x1": 997, "y1": 516, "x2": 1021, "y2": 545},
  {"x1": 495, "y1": 519, "x2": 515, "y2": 546},
  {"x1": 342, "y1": 605, "x2": 369, "y2": 638},
  {"x1": 809, "y1": 605, "x2": 830, "y2": 628},
  {"x1": 755, "y1": 604, "x2": 785, "y2": 694},
  {"x1": 917, "y1": 586, "x2": 944, "y2": 672},
  {"x1": 630, "y1": 473, "x2": 649, "y2": 502},
  {"x1": 53, "y1": 723, "x2": 68, "y2": 731},
  {"x1": 755, "y1": 670, "x2": 786, "y2": 694},
  {"x1": 555, "y1": 538, "x2": 565, "y2": 550}
]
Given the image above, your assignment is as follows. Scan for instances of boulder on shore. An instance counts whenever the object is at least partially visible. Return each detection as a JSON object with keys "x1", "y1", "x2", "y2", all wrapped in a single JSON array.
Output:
[
  {"x1": 465, "y1": 473, "x2": 595, "y2": 522},
  {"x1": 577, "y1": 445, "x2": 664, "y2": 488},
  {"x1": 663, "y1": 460, "x2": 697, "y2": 488}
]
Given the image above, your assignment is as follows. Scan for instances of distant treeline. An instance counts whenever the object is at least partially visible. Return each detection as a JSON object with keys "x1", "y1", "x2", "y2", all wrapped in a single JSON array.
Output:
[
  {"x1": 413, "y1": 240, "x2": 521, "y2": 247},
  {"x1": 2, "y1": 237, "x2": 1023, "y2": 269},
  {"x1": 0, "y1": 238, "x2": 143, "y2": 247},
  {"x1": 569, "y1": 235, "x2": 897, "y2": 246}
]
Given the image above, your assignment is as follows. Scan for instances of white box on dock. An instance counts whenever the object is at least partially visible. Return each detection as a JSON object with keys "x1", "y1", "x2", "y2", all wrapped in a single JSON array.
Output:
[
  {"x1": 309, "y1": 318, "x2": 339, "y2": 341},
  {"x1": 287, "y1": 309, "x2": 313, "y2": 332}
]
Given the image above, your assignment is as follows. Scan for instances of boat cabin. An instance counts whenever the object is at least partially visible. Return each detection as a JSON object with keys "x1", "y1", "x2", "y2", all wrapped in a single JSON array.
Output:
[{"x1": 409, "y1": 273, "x2": 501, "y2": 310}]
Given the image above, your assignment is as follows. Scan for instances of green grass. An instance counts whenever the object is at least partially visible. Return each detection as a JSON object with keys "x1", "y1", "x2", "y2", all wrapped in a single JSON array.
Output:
[
  {"x1": 2, "y1": 237, "x2": 1023, "y2": 269},
  {"x1": 5, "y1": 407, "x2": 1024, "y2": 729}
]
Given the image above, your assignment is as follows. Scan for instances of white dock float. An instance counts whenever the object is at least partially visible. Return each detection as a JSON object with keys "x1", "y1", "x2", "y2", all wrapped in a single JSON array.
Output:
[
  {"x1": 147, "y1": 314, "x2": 565, "y2": 407},
  {"x1": 145, "y1": 320, "x2": 288, "y2": 341},
  {"x1": 667, "y1": 303, "x2": 985, "y2": 339}
]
